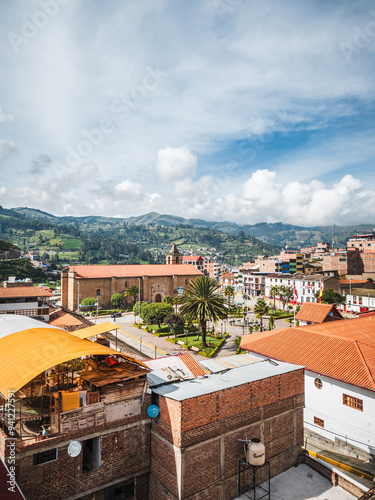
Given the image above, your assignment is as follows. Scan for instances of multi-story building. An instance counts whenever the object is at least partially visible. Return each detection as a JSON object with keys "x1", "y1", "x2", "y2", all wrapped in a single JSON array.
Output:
[
  {"x1": 347, "y1": 232, "x2": 375, "y2": 273},
  {"x1": 0, "y1": 279, "x2": 53, "y2": 321},
  {"x1": 241, "y1": 315, "x2": 375, "y2": 463},
  {"x1": 182, "y1": 255, "x2": 204, "y2": 273}
]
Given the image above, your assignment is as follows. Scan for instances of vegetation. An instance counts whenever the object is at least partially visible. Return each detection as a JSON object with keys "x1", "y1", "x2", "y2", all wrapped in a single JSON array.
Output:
[
  {"x1": 315, "y1": 289, "x2": 345, "y2": 305},
  {"x1": 165, "y1": 312, "x2": 185, "y2": 337},
  {"x1": 133, "y1": 301, "x2": 173, "y2": 325},
  {"x1": 124, "y1": 285, "x2": 139, "y2": 306},
  {"x1": 179, "y1": 276, "x2": 228, "y2": 347},
  {"x1": 81, "y1": 297, "x2": 97, "y2": 307},
  {"x1": 111, "y1": 293, "x2": 124, "y2": 309},
  {"x1": 253, "y1": 299, "x2": 269, "y2": 332}
]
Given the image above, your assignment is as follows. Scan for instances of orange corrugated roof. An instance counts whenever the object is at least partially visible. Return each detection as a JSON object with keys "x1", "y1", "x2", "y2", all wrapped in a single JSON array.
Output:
[
  {"x1": 0, "y1": 287, "x2": 53, "y2": 298},
  {"x1": 240, "y1": 316, "x2": 375, "y2": 391},
  {"x1": 178, "y1": 353, "x2": 206, "y2": 377},
  {"x1": 69, "y1": 264, "x2": 202, "y2": 278},
  {"x1": 339, "y1": 279, "x2": 368, "y2": 284},
  {"x1": 295, "y1": 303, "x2": 342, "y2": 323}
]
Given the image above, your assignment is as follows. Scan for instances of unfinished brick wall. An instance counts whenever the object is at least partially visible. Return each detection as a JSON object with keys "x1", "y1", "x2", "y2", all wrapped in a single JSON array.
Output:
[
  {"x1": 10, "y1": 396, "x2": 152, "y2": 500},
  {"x1": 150, "y1": 369, "x2": 305, "y2": 500}
]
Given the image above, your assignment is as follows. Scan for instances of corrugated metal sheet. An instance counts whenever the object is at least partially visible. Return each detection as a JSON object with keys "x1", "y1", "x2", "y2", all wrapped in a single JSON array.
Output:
[
  {"x1": 69, "y1": 321, "x2": 120, "y2": 339},
  {"x1": 152, "y1": 360, "x2": 303, "y2": 401},
  {"x1": 199, "y1": 354, "x2": 262, "y2": 373},
  {"x1": 0, "y1": 314, "x2": 59, "y2": 340}
]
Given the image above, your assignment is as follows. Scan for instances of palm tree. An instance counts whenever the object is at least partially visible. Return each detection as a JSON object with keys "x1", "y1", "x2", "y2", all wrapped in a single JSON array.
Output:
[
  {"x1": 269, "y1": 286, "x2": 279, "y2": 311},
  {"x1": 124, "y1": 285, "x2": 139, "y2": 306},
  {"x1": 224, "y1": 285, "x2": 234, "y2": 307},
  {"x1": 179, "y1": 276, "x2": 228, "y2": 347},
  {"x1": 253, "y1": 299, "x2": 269, "y2": 332}
]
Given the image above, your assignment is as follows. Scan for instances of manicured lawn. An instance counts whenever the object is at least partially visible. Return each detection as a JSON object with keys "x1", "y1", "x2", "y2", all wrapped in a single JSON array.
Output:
[{"x1": 182, "y1": 335, "x2": 223, "y2": 354}]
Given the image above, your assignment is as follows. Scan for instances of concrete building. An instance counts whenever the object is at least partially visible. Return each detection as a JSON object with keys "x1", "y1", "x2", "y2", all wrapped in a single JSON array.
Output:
[
  {"x1": 61, "y1": 264, "x2": 202, "y2": 311},
  {"x1": 0, "y1": 280, "x2": 53, "y2": 321},
  {"x1": 241, "y1": 316, "x2": 375, "y2": 463}
]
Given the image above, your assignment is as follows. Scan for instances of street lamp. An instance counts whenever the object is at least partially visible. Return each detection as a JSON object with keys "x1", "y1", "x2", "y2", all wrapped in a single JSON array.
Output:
[
  {"x1": 95, "y1": 293, "x2": 99, "y2": 324},
  {"x1": 77, "y1": 281, "x2": 80, "y2": 314}
]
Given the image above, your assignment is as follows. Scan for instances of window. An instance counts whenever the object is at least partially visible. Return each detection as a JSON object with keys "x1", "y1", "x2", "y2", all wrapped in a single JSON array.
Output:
[
  {"x1": 314, "y1": 417, "x2": 324, "y2": 428},
  {"x1": 359, "y1": 297, "x2": 362, "y2": 305},
  {"x1": 82, "y1": 437, "x2": 101, "y2": 472},
  {"x1": 343, "y1": 394, "x2": 363, "y2": 411},
  {"x1": 96, "y1": 289, "x2": 100, "y2": 297},
  {"x1": 314, "y1": 378, "x2": 323, "y2": 389},
  {"x1": 125, "y1": 281, "x2": 128, "y2": 288},
  {"x1": 33, "y1": 448, "x2": 57, "y2": 466}
]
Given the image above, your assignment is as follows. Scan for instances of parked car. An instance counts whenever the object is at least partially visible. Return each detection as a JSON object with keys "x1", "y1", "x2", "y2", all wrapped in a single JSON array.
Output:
[{"x1": 111, "y1": 312, "x2": 122, "y2": 318}]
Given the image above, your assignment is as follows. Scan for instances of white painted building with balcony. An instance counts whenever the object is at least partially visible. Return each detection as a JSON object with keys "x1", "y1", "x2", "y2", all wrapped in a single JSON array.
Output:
[{"x1": 0, "y1": 284, "x2": 53, "y2": 321}]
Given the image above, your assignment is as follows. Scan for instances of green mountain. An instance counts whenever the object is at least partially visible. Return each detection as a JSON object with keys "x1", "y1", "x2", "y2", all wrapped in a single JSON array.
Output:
[{"x1": 9, "y1": 207, "x2": 373, "y2": 248}]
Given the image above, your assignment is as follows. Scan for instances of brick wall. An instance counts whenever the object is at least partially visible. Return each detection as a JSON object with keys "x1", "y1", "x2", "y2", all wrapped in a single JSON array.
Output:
[
  {"x1": 8, "y1": 397, "x2": 152, "y2": 500},
  {"x1": 62, "y1": 270, "x2": 200, "y2": 310},
  {"x1": 150, "y1": 368, "x2": 304, "y2": 500}
]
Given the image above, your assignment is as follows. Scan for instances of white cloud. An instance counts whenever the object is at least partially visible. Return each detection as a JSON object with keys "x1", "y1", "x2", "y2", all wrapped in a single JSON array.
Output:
[
  {"x1": 0, "y1": 139, "x2": 17, "y2": 162},
  {"x1": 0, "y1": 106, "x2": 13, "y2": 123},
  {"x1": 155, "y1": 146, "x2": 197, "y2": 182},
  {"x1": 115, "y1": 179, "x2": 142, "y2": 195}
]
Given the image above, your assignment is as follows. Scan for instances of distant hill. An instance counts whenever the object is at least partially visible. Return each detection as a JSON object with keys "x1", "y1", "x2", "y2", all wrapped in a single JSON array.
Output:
[{"x1": 9, "y1": 207, "x2": 374, "y2": 248}]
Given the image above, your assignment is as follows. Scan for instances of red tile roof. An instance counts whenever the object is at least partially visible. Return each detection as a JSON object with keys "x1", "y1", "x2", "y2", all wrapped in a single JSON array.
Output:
[
  {"x1": 183, "y1": 256, "x2": 204, "y2": 261},
  {"x1": 69, "y1": 264, "x2": 202, "y2": 279},
  {"x1": 339, "y1": 279, "x2": 368, "y2": 285},
  {"x1": 295, "y1": 303, "x2": 343, "y2": 323},
  {"x1": 240, "y1": 316, "x2": 375, "y2": 391},
  {"x1": 49, "y1": 310, "x2": 84, "y2": 328},
  {"x1": 0, "y1": 287, "x2": 53, "y2": 298}
]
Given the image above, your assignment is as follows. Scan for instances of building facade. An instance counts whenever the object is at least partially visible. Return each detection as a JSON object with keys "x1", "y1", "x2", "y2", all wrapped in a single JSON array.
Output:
[{"x1": 61, "y1": 264, "x2": 202, "y2": 311}]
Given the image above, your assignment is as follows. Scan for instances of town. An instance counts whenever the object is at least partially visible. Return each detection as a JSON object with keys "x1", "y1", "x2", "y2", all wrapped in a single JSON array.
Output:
[{"x1": 0, "y1": 225, "x2": 375, "y2": 499}]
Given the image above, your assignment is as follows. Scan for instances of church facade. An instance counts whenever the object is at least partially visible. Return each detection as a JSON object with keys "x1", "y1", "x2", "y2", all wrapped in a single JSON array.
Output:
[{"x1": 61, "y1": 245, "x2": 202, "y2": 311}]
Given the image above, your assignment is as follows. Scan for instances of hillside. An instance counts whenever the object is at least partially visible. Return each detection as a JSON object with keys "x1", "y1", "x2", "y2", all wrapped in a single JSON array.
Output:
[
  {"x1": 9, "y1": 207, "x2": 373, "y2": 248},
  {"x1": 1, "y1": 207, "x2": 278, "y2": 267}
]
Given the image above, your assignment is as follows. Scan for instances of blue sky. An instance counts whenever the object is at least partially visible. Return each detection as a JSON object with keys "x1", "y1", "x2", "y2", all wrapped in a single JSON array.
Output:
[{"x1": 0, "y1": 0, "x2": 374, "y2": 226}]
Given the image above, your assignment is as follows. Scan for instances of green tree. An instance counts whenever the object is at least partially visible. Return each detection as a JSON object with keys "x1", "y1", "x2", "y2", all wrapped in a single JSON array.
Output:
[
  {"x1": 278, "y1": 285, "x2": 293, "y2": 311},
  {"x1": 81, "y1": 297, "x2": 97, "y2": 307},
  {"x1": 140, "y1": 303, "x2": 173, "y2": 325},
  {"x1": 314, "y1": 289, "x2": 345, "y2": 305},
  {"x1": 165, "y1": 312, "x2": 185, "y2": 337},
  {"x1": 269, "y1": 285, "x2": 279, "y2": 311},
  {"x1": 253, "y1": 299, "x2": 269, "y2": 332},
  {"x1": 124, "y1": 285, "x2": 139, "y2": 306},
  {"x1": 179, "y1": 276, "x2": 228, "y2": 347},
  {"x1": 111, "y1": 293, "x2": 124, "y2": 310},
  {"x1": 267, "y1": 315, "x2": 275, "y2": 331},
  {"x1": 163, "y1": 295, "x2": 173, "y2": 304},
  {"x1": 224, "y1": 285, "x2": 234, "y2": 306}
]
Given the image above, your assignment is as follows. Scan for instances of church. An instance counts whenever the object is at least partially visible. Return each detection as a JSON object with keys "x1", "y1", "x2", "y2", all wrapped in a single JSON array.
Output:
[{"x1": 61, "y1": 244, "x2": 202, "y2": 311}]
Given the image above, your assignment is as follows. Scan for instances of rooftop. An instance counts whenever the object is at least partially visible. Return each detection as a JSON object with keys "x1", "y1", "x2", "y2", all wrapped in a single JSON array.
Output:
[
  {"x1": 69, "y1": 264, "x2": 202, "y2": 278},
  {"x1": 295, "y1": 303, "x2": 343, "y2": 323},
  {"x1": 152, "y1": 359, "x2": 303, "y2": 401},
  {"x1": 0, "y1": 286, "x2": 53, "y2": 298},
  {"x1": 241, "y1": 316, "x2": 375, "y2": 391}
]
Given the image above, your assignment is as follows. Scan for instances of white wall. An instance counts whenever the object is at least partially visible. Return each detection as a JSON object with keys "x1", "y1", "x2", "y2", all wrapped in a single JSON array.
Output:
[{"x1": 305, "y1": 370, "x2": 375, "y2": 456}]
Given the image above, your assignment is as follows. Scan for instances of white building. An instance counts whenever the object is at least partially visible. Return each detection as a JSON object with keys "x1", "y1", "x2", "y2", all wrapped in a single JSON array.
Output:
[
  {"x1": 240, "y1": 315, "x2": 375, "y2": 461},
  {"x1": 0, "y1": 283, "x2": 53, "y2": 321}
]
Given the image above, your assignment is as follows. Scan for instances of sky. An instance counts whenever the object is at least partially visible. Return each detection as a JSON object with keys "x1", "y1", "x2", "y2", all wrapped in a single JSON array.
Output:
[{"x1": 0, "y1": 0, "x2": 375, "y2": 227}]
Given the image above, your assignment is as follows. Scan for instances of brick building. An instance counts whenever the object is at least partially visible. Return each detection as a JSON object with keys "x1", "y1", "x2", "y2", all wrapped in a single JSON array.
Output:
[
  {"x1": 61, "y1": 264, "x2": 202, "y2": 311},
  {"x1": 149, "y1": 360, "x2": 304, "y2": 499},
  {"x1": 0, "y1": 315, "x2": 151, "y2": 500}
]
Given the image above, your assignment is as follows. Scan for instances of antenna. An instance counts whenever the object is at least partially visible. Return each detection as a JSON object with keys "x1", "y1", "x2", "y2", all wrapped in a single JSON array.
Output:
[{"x1": 331, "y1": 220, "x2": 334, "y2": 248}]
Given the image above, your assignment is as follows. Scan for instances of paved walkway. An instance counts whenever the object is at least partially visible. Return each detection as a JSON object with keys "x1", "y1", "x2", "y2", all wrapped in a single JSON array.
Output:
[{"x1": 96, "y1": 308, "x2": 291, "y2": 361}]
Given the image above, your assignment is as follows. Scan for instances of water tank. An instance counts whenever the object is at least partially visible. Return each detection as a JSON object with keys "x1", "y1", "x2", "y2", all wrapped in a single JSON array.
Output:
[{"x1": 247, "y1": 438, "x2": 265, "y2": 466}]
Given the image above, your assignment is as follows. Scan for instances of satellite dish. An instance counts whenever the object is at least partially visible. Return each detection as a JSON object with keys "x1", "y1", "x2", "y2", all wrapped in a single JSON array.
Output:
[
  {"x1": 147, "y1": 404, "x2": 160, "y2": 418},
  {"x1": 68, "y1": 440, "x2": 82, "y2": 458}
]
